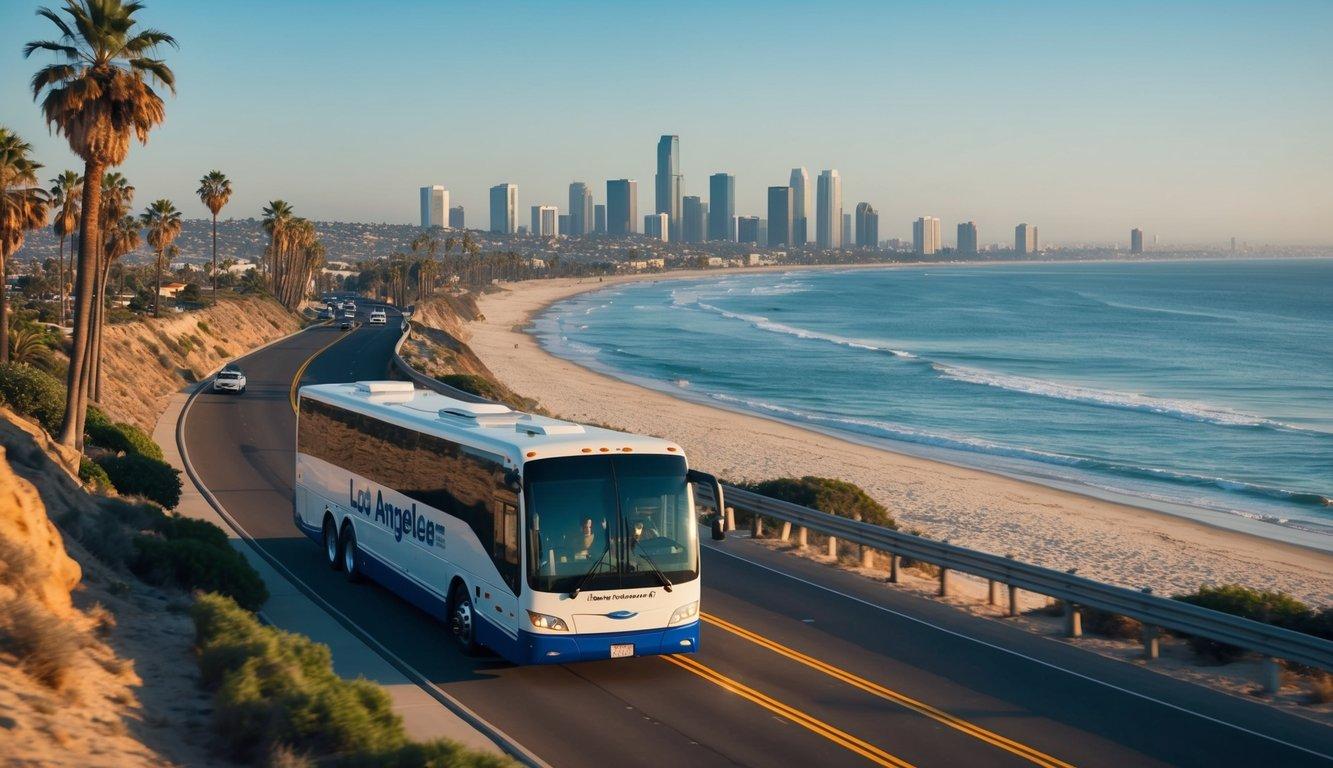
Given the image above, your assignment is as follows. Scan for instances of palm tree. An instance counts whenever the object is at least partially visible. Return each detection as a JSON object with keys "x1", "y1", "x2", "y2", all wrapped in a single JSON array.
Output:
[
  {"x1": 196, "y1": 170, "x2": 231, "y2": 296},
  {"x1": 261, "y1": 199, "x2": 294, "y2": 293},
  {"x1": 25, "y1": 0, "x2": 177, "y2": 447},
  {"x1": 1, "y1": 127, "x2": 51, "y2": 365},
  {"x1": 8, "y1": 326, "x2": 55, "y2": 367},
  {"x1": 48, "y1": 170, "x2": 81, "y2": 326},
  {"x1": 88, "y1": 211, "x2": 139, "y2": 401},
  {"x1": 139, "y1": 198, "x2": 181, "y2": 318}
]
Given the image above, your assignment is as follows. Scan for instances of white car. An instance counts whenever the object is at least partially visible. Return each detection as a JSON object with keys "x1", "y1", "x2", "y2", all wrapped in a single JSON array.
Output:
[
  {"x1": 369, "y1": 310, "x2": 387, "y2": 325},
  {"x1": 213, "y1": 368, "x2": 247, "y2": 395}
]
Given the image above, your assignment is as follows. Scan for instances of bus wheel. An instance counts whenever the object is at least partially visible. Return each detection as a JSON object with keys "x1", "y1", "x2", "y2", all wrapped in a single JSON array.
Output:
[
  {"x1": 449, "y1": 583, "x2": 479, "y2": 655},
  {"x1": 323, "y1": 517, "x2": 342, "y2": 571},
  {"x1": 340, "y1": 525, "x2": 363, "y2": 583}
]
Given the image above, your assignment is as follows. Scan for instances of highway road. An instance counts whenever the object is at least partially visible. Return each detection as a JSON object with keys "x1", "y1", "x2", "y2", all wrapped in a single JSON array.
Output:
[{"x1": 178, "y1": 306, "x2": 1333, "y2": 768}]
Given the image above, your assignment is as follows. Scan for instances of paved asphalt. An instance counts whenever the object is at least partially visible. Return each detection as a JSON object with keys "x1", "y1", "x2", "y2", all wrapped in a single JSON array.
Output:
[{"x1": 179, "y1": 307, "x2": 1333, "y2": 768}]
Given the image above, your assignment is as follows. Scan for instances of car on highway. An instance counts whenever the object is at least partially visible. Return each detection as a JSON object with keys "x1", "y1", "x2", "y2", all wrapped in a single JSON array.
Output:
[
  {"x1": 212, "y1": 367, "x2": 246, "y2": 394},
  {"x1": 369, "y1": 309, "x2": 387, "y2": 325},
  {"x1": 339, "y1": 319, "x2": 353, "y2": 331},
  {"x1": 317, "y1": 308, "x2": 334, "y2": 320}
]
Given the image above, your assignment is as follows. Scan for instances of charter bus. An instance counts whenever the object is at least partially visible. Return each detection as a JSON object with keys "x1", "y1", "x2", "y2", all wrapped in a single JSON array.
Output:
[{"x1": 293, "y1": 380, "x2": 726, "y2": 664}]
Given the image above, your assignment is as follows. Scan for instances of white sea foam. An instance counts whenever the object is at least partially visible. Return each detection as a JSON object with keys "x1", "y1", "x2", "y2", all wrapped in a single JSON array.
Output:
[{"x1": 693, "y1": 301, "x2": 916, "y2": 358}]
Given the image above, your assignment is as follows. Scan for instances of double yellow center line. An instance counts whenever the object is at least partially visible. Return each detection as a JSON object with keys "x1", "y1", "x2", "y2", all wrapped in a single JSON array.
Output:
[
  {"x1": 665, "y1": 613, "x2": 1073, "y2": 766},
  {"x1": 288, "y1": 324, "x2": 349, "y2": 413}
]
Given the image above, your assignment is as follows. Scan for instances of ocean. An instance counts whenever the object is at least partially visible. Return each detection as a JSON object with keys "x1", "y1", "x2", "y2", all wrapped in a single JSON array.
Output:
[{"x1": 533, "y1": 259, "x2": 1333, "y2": 550}]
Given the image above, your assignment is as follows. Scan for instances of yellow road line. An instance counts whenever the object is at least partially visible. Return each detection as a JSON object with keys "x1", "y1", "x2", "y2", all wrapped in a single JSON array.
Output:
[
  {"x1": 701, "y1": 612, "x2": 1074, "y2": 768},
  {"x1": 661, "y1": 653, "x2": 916, "y2": 768},
  {"x1": 288, "y1": 324, "x2": 351, "y2": 413}
]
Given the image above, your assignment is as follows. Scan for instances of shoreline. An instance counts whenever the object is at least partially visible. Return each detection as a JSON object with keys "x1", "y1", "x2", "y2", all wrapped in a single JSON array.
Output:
[{"x1": 461, "y1": 266, "x2": 1333, "y2": 604}]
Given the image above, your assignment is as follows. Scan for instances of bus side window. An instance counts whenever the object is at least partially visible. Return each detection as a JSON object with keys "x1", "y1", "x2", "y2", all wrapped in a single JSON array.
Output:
[{"x1": 493, "y1": 501, "x2": 520, "y2": 593}]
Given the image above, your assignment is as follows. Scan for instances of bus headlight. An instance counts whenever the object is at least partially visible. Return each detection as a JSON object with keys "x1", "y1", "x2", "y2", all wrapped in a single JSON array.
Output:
[
  {"x1": 527, "y1": 611, "x2": 569, "y2": 631},
  {"x1": 668, "y1": 601, "x2": 699, "y2": 626}
]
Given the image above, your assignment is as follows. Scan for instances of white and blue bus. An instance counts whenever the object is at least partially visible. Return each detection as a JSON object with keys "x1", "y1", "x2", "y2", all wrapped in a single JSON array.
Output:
[{"x1": 293, "y1": 380, "x2": 725, "y2": 664}]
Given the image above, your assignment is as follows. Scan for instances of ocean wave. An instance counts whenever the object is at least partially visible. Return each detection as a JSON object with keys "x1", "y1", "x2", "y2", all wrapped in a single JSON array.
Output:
[
  {"x1": 693, "y1": 301, "x2": 916, "y2": 358},
  {"x1": 931, "y1": 362, "x2": 1314, "y2": 432},
  {"x1": 705, "y1": 393, "x2": 1333, "y2": 510}
]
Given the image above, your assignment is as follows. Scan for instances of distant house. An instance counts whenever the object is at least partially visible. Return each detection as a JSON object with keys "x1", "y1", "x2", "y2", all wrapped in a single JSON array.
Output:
[{"x1": 159, "y1": 281, "x2": 188, "y2": 298}]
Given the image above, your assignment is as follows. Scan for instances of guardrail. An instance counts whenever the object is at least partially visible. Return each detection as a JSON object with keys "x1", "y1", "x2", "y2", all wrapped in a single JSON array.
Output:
[
  {"x1": 714, "y1": 485, "x2": 1333, "y2": 681},
  {"x1": 390, "y1": 319, "x2": 489, "y2": 403},
  {"x1": 389, "y1": 322, "x2": 1333, "y2": 687}
]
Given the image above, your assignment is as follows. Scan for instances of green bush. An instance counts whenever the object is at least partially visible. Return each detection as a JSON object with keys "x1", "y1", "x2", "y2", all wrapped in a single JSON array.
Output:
[
  {"x1": 78, "y1": 456, "x2": 113, "y2": 493},
  {"x1": 0, "y1": 362, "x2": 65, "y2": 432},
  {"x1": 86, "y1": 418, "x2": 164, "y2": 460},
  {"x1": 1081, "y1": 607, "x2": 1143, "y2": 640},
  {"x1": 190, "y1": 595, "x2": 510, "y2": 766},
  {"x1": 95, "y1": 453, "x2": 183, "y2": 509},
  {"x1": 741, "y1": 476, "x2": 896, "y2": 529},
  {"x1": 132, "y1": 536, "x2": 267, "y2": 611},
  {"x1": 435, "y1": 373, "x2": 506, "y2": 401},
  {"x1": 1173, "y1": 584, "x2": 1315, "y2": 662}
]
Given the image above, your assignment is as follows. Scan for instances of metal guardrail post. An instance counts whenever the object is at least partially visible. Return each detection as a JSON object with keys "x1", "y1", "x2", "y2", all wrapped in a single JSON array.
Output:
[
  {"x1": 827, "y1": 536, "x2": 838, "y2": 559},
  {"x1": 751, "y1": 514, "x2": 763, "y2": 538},
  {"x1": 938, "y1": 567, "x2": 950, "y2": 596},
  {"x1": 1142, "y1": 625, "x2": 1160, "y2": 660},
  {"x1": 725, "y1": 506, "x2": 736, "y2": 532},
  {"x1": 1262, "y1": 657, "x2": 1282, "y2": 694},
  {"x1": 1066, "y1": 604, "x2": 1083, "y2": 638},
  {"x1": 988, "y1": 580, "x2": 1000, "y2": 606},
  {"x1": 860, "y1": 545, "x2": 874, "y2": 569},
  {"x1": 1007, "y1": 584, "x2": 1020, "y2": 617},
  {"x1": 780, "y1": 521, "x2": 791, "y2": 541},
  {"x1": 888, "y1": 553, "x2": 900, "y2": 584},
  {"x1": 797, "y1": 526, "x2": 808, "y2": 548}
]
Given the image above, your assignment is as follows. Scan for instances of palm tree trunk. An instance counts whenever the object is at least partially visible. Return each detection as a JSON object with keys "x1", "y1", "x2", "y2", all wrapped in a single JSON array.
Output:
[
  {"x1": 57, "y1": 234, "x2": 66, "y2": 327},
  {"x1": 90, "y1": 258, "x2": 111, "y2": 404},
  {"x1": 211, "y1": 213, "x2": 218, "y2": 297},
  {"x1": 58, "y1": 159, "x2": 104, "y2": 448},
  {"x1": 153, "y1": 248, "x2": 163, "y2": 318},
  {"x1": 0, "y1": 246, "x2": 10, "y2": 365}
]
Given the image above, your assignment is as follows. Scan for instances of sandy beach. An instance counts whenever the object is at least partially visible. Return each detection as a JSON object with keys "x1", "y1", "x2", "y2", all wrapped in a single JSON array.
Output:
[{"x1": 462, "y1": 270, "x2": 1333, "y2": 604}]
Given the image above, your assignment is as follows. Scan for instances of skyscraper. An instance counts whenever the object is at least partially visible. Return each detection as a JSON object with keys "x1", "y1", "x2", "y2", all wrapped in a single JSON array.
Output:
[
  {"x1": 816, "y1": 170, "x2": 842, "y2": 249},
  {"x1": 606, "y1": 179, "x2": 638, "y2": 236},
  {"x1": 842, "y1": 213, "x2": 852, "y2": 248},
  {"x1": 531, "y1": 205, "x2": 558, "y2": 238},
  {"x1": 1015, "y1": 223, "x2": 1033, "y2": 254},
  {"x1": 448, "y1": 206, "x2": 465, "y2": 229},
  {"x1": 1131, "y1": 228, "x2": 1144, "y2": 253},
  {"x1": 737, "y1": 216, "x2": 760, "y2": 244},
  {"x1": 767, "y1": 186, "x2": 794, "y2": 247},
  {"x1": 957, "y1": 221, "x2": 978, "y2": 254},
  {"x1": 419, "y1": 185, "x2": 448, "y2": 228},
  {"x1": 644, "y1": 213, "x2": 669, "y2": 241},
  {"x1": 708, "y1": 173, "x2": 735, "y2": 242},
  {"x1": 789, "y1": 167, "x2": 811, "y2": 244},
  {"x1": 854, "y1": 203, "x2": 879, "y2": 248},
  {"x1": 914, "y1": 216, "x2": 941, "y2": 255},
  {"x1": 1032, "y1": 227, "x2": 1040, "y2": 252},
  {"x1": 568, "y1": 182, "x2": 593, "y2": 236},
  {"x1": 682, "y1": 196, "x2": 707, "y2": 243},
  {"x1": 489, "y1": 183, "x2": 517, "y2": 234},
  {"x1": 594, "y1": 204, "x2": 607, "y2": 234},
  {"x1": 655, "y1": 135, "x2": 682, "y2": 240}
]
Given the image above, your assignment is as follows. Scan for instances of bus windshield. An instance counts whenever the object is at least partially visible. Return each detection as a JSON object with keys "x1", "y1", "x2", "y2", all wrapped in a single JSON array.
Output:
[{"x1": 524, "y1": 454, "x2": 697, "y2": 594}]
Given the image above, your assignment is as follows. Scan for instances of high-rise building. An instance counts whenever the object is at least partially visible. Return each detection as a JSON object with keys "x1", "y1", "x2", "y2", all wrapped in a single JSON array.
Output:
[
  {"x1": 1032, "y1": 226, "x2": 1040, "y2": 252},
  {"x1": 854, "y1": 203, "x2": 879, "y2": 248},
  {"x1": 767, "y1": 186, "x2": 794, "y2": 247},
  {"x1": 557, "y1": 214, "x2": 570, "y2": 236},
  {"x1": 606, "y1": 179, "x2": 638, "y2": 236},
  {"x1": 644, "y1": 213, "x2": 669, "y2": 242},
  {"x1": 816, "y1": 170, "x2": 842, "y2": 249},
  {"x1": 682, "y1": 196, "x2": 707, "y2": 243},
  {"x1": 708, "y1": 173, "x2": 735, "y2": 242},
  {"x1": 1015, "y1": 223, "x2": 1033, "y2": 254},
  {"x1": 737, "y1": 216, "x2": 761, "y2": 244},
  {"x1": 419, "y1": 185, "x2": 448, "y2": 228},
  {"x1": 789, "y1": 167, "x2": 811, "y2": 244},
  {"x1": 655, "y1": 135, "x2": 682, "y2": 240},
  {"x1": 594, "y1": 204, "x2": 607, "y2": 233},
  {"x1": 1131, "y1": 228, "x2": 1144, "y2": 254},
  {"x1": 842, "y1": 213, "x2": 852, "y2": 247},
  {"x1": 448, "y1": 205, "x2": 465, "y2": 229},
  {"x1": 957, "y1": 221, "x2": 978, "y2": 254},
  {"x1": 914, "y1": 216, "x2": 941, "y2": 255},
  {"x1": 489, "y1": 183, "x2": 517, "y2": 234},
  {"x1": 531, "y1": 205, "x2": 558, "y2": 238},
  {"x1": 568, "y1": 182, "x2": 593, "y2": 236}
]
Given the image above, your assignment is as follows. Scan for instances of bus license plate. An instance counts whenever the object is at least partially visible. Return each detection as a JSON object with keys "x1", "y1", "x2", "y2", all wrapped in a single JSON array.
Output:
[{"x1": 610, "y1": 644, "x2": 634, "y2": 658}]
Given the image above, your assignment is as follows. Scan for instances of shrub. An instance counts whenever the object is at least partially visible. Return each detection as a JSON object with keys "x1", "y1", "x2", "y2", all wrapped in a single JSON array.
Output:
[
  {"x1": 435, "y1": 373, "x2": 506, "y2": 402},
  {"x1": 1173, "y1": 585, "x2": 1314, "y2": 662},
  {"x1": 1081, "y1": 607, "x2": 1143, "y2": 640},
  {"x1": 96, "y1": 453, "x2": 182, "y2": 509},
  {"x1": 0, "y1": 362, "x2": 65, "y2": 432},
  {"x1": 191, "y1": 594, "x2": 511, "y2": 766},
  {"x1": 86, "y1": 418, "x2": 164, "y2": 460},
  {"x1": 741, "y1": 476, "x2": 896, "y2": 529},
  {"x1": 79, "y1": 456, "x2": 114, "y2": 492},
  {"x1": 132, "y1": 536, "x2": 268, "y2": 611},
  {"x1": 179, "y1": 283, "x2": 203, "y2": 303},
  {"x1": 0, "y1": 597, "x2": 83, "y2": 690}
]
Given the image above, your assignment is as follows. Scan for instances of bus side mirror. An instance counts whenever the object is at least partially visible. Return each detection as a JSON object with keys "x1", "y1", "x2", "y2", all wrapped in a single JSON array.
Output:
[
  {"x1": 689, "y1": 469, "x2": 727, "y2": 541},
  {"x1": 711, "y1": 517, "x2": 727, "y2": 541}
]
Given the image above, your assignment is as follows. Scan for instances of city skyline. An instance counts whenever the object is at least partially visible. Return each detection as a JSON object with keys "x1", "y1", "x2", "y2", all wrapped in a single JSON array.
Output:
[{"x1": 2, "y1": 2, "x2": 1329, "y2": 245}]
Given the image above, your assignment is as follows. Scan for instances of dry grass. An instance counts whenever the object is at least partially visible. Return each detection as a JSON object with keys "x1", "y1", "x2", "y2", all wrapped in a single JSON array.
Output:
[
  {"x1": 1308, "y1": 673, "x2": 1333, "y2": 705},
  {"x1": 0, "y1": 596, "x2": 84, "y2": 690}
]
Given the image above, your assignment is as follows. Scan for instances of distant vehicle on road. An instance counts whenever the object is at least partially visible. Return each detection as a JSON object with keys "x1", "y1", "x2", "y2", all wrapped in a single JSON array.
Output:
[
  {"x1": 339, "y1": 319, "x2": 353, "y2": 331},
  {"x1": 342, "y1": 309, "x2": 355, "y2": 319},
  {"x1": 369, "y1": 309, "x2": 387, "y2": 325},
  {"x1": 317, "y1": 308, "x2": 334, "y2": 320},
  {"x1": 294, "y1": 381, "x2": 724, "y2": 664},
  {"x1": 212, "y1": 367, "x2": 247, "y2": 394}
]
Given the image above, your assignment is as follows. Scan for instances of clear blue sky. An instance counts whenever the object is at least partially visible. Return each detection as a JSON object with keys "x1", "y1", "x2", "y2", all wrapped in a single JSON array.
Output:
[{"x1": 3, "y1": 0, "x2": 1331, "y2": 246}]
